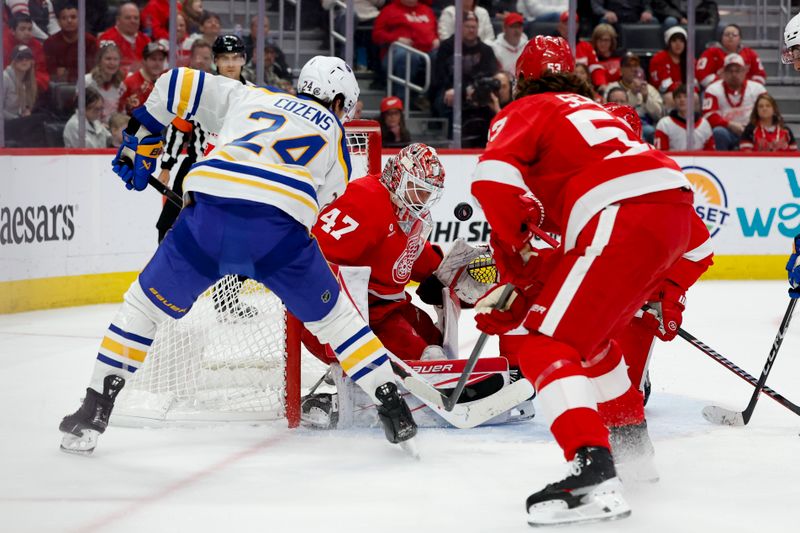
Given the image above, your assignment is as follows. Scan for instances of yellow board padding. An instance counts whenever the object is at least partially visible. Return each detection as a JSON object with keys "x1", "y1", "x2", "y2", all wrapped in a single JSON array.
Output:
[
  {"x1": 0, "y1": 272, "x2": 139, "y2": 314},
  {"x1": 700, "y1": 255, "x2": 788, "y2": 280}
]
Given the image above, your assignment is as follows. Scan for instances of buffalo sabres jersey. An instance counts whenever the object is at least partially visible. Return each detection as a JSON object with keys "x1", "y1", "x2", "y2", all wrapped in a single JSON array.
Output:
[{"x1": 135, "y1": 67, "x2": 352, "y2": 229}]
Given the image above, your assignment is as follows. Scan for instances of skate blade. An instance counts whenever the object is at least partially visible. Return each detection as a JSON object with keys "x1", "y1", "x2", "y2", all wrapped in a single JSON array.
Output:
[
  {"x1": 59, "y1": 430, "x2": 98, "y2": 456},
  {"x1": 527, "y1": 480, "x2": 631, "y2": 527},
  {"x1": 702, "y1": 405, "x2": 745, "y2": 426},
  {"x1": 399, "y1": 438, "x2": 421, "y2": 461}
]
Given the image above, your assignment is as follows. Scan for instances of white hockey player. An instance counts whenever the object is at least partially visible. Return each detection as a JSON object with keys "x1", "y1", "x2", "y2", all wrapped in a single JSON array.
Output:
[
  {"x1": 783, "y1": 12, "x2": 800, "y2": 71},
  {"x1": 58, "y1": 56, "x2": 418, "y2": 454}
]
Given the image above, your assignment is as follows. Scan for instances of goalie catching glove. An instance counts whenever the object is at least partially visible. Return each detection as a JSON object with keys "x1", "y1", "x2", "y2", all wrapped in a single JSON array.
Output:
[
  {"x1": 640, "y1": 280, "x2": 686, "y2": 341},
  {"x1": 418, "y1": 238, "x2": 498, "y2": 306}
]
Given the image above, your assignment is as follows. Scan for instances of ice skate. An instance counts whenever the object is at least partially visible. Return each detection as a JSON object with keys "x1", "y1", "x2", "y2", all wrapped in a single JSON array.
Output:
[
  {"x1": 525, "y1": 446, "x2": 631, "y2": 527},
  {"x1": 375, "y1": 382, "x2": 418, "y2": 449},
  {"x1": 300, "y1": 392, "x2": 339, "y2": 429},
  {"x1": 59, "y1": 375, "x2": 125, "y2": 455},
  {"x1": 609, "y1": 420, "x2": 659, "y2": 483}
]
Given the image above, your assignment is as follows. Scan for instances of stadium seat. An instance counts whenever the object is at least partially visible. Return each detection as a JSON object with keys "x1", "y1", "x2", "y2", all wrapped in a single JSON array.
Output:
[
  {"x1": 620, "y1": 24, "x2": 662, "y2": 53},
  {"x1": 524, "y1": 21, "x2": 559, "y2": 38}
]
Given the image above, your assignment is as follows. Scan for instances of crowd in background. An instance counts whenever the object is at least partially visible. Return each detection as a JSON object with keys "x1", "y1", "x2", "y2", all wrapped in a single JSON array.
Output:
[{"x1": 1, "y1": 0, "x2": 797, "y2": 152}]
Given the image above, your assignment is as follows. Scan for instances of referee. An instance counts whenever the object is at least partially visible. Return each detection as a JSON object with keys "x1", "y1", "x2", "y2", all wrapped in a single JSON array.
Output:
[{"x1": 156, "y1": 34, "x2": 252, "y2": 241}]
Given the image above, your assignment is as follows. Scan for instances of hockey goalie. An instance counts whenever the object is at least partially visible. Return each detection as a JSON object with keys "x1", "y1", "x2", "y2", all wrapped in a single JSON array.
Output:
[{"x1": 300, "y1": 143, "x2": 534, "y2": 429}]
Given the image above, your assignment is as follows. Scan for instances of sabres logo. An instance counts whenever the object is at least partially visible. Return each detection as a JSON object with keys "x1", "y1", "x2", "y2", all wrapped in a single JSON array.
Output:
[{"x1": 682, "y1": 165, "x2": 731, "y2": 237}]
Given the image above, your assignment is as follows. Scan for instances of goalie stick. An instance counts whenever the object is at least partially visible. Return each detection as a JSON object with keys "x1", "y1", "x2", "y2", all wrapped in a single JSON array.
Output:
[{"x1": 701, "y1": 298, "x2": 798, "y2": 426}]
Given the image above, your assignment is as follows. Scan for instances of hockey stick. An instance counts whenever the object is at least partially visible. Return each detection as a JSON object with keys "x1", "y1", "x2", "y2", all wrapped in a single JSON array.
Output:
[
  {"x1": 676, "y1": 325, "x2": 800, "y2": 418},
  {"x1": 442, "y1": 226, "x2": 560, "y2": 412},
  {"x1": 148, "y1": 175, "x2": 183, "y2": 208},
  {"x1": 702, "y1": 298, "x2": 798, "y2": 426}
]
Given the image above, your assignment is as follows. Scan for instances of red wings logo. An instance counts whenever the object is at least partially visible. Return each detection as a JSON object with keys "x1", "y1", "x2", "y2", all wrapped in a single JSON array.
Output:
[{"x1": 392, "y1": 219, "x2": 426, "y2": 284}]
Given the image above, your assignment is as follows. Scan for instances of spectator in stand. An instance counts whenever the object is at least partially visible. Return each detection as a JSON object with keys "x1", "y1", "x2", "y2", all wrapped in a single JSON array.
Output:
[
  {"x1": 43, "y1": 4, "x2": 98, "y2": 84},
  {"x1": 702, "y1": 53, "x2": 766, "y2": 151},
  {"x1": 142, "y1": 0, "x2": 181, "y2": 41},
  {"x1": 108, "y1": 112, "x2": 129, "y2": 148},
  {"x1": 592, "y1": 0, "x2": 655, "y2": 24},
  {"x1": 592, "y1": 23, "x2": 623, "y2": 83},
  {"x1": 118, "y1": 41, "x2": 168, "y2": 115},
  {"x1": 3, "y1": 44, "x2": 47, "y2": 146},
  {"x1": 243, "y1": 41, "x2": 291, "y2": 87},
  {"x1": 188, "y1": 39, "x2": 213, "y2": 72},
  {"x1": 439, "y1": 0, "x2": 495, "y2": 42},
  {"x1": 740, "y1": 93, "x2": 798, "y2": 152},
  {"x1": 98, "y1": 3, "x2": 151, "y2": 75},
  {"x1": 379, "y1": 96, "x2": 412, "y2": 147},
  {"x1": 63, "y1": 87, "x2": 111, "y2": 148},
  {"x1": 490, "y1": 12, "x2": 528, "y2": 75},
  {"x1": 606, "y1": 52, "x2": 664, "y2": 143},
  {"x1": 517, "y1": 0, "x2": 567, "y2": 22},
  {"x1": 655, "y1": 84, "x2": 715, "y2": 150},
  {"x1": 606, "y1": 86, "x2": 628, "y2": 104},
  {"x1": 649, "y1": 25, "x2": 686, "y2": 108},
  {"x1": 492, "y1": 70, "x2": 513, "y2": 109},
  {"x1": 186, "y1": 11, "x2": 221, "y2": 49},
  {"x1": 3, "y1": 15, "x2": 49, "y2": 94},
  {"x1": 86, "y1": 41, "x2": 125, "y2": 124},
  {"x1": 555, "y1": 12, "x2": 608, "y2": 91},
  {"x1": 372, "y1": 0, "x2": 439, "y2": 103},
  {"x1": 182, "y1": 0, "x2": 205, "y2": 34},
  {"x1": 696, "y1": 24, "x2": 766, "y2": 89},
  {"x1": 5, "y1": 0, "x2": 59, "y2": 40},
  {"x1": 3, "y1": 45, "x2": 37, "y2": 120},
  {"x1": 432, "y1": 11, "x2": 497, "y2": 119},
  {"x1": 172, "y1": 12, "x2": 193, "y2": 67},
  {"x1": 322, "y1": 0, "x2": 385, "y2": 72},
  {"x1": 651, "y1": 0, "x2": 719, "y2": 30},
  {"x1": 574, "y1": 62, "x2": 603, "y2": 101},
  {"x1": 242, "y1": 15, "x2": 288, "y2": 76}
]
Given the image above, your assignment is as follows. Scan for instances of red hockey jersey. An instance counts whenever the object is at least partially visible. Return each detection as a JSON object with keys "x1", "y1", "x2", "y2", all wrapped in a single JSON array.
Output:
[
  {"x1": 473, "y1": 92, "x2": 690, "y2": 252},
  {"x1": 312, "y1": 175, "x2": 442, "y2": 304},
  {"x1": 575, "y1": 41, "x2": 608, "y2": 88},
  {"x1": 372, "y1": 0, "x2": 438, "y2": 58},
  {"x1": 696, "y1": 46, "x2": 766, "y2": 88},
  {"x1": 654, "y1": 113, "x2": 716, "y2": 151},
  {"x1": 648, "y1": 50, "x2": 683, "y2": 93},
  {"x1": 740, "y1": 123, "x2": 798, "y2": 152}
]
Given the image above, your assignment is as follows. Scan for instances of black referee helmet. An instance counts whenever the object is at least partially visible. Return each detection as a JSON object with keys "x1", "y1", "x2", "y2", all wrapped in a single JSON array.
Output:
[{"x1": 212, "y1": 35, "x2": 246, "y2": 59}]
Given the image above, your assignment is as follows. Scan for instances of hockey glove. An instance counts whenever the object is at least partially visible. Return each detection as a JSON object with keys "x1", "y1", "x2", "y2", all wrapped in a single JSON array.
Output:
[
  {"x1": 112, "y1": 131, "x2": 164, "y2": 191},
  {"x1": 641, "y1": 281, "x2": 686, "y2": 341},
  {"x1": 786, "y1": 234, "x2": 800, "y2": 298},
  {"x1": 474, "y1": 284, "x2": 533, "y2": 335},
  {"x1": 490, "y1": 232, "x2": 552, "y2": 290}
]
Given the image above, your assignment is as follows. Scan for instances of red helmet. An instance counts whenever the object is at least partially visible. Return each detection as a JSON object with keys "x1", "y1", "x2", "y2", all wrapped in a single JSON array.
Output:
[
  {"x1": 381, "y1": 143, "x2": 445, "y2": 217},
  {"x1": 515, "y1": 35, "x2": 575, "y2": 81},
  {"x1": 604, "y1": 102, "x2": 643, "y2": 139}
]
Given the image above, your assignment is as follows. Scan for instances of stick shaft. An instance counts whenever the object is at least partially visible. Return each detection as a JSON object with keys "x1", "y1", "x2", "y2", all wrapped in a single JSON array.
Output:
[{"x1": 148, "y1": 175, "x2": 183, "y2": 208}]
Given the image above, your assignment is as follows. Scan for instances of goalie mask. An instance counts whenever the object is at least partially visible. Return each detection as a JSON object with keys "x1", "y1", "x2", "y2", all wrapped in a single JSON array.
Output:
[{"x1": 381, "y1": 143, "x2": 445, "y2": 222}]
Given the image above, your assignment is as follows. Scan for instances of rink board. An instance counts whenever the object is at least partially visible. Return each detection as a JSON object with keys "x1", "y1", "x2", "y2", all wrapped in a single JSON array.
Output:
[{"x1": 1, "y1": 151, "x2": 798, "y2": 312}]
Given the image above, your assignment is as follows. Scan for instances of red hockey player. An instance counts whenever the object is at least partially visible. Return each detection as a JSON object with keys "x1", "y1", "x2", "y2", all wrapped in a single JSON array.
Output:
[{"x1": 471, "y1": 35, "x2": 701, "y2": 526}]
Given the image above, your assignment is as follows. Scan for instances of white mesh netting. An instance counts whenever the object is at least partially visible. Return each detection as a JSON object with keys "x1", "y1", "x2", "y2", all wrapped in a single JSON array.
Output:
[{"x1": 112, "y1": 123, "x2": 380, "y2": 427}]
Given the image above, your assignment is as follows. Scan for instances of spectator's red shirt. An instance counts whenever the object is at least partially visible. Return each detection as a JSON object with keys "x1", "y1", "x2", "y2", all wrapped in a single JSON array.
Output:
[
  {"x1": 696, "y1": 46, "x2": 766, "y2": 88},
  {"x1": 42, "y1": 31, "x2": 98, "y2": 83},
  {"x1": 372, "y1": 0, "x2": 438, "y2": 57},
  {"x1": 575, "y1": 41, "x2": 608, "y2": 87},
  {"x1": 740, "y1": 124, "x2": 798, "y2": 152},
  {"x1": 98, "y1": 26, "x2": 151, "y2": 74},
  {"x1": 649, "y1": 50, "x2": 683, "y2": 93},
  {"x1": 597, "y1": 54, "x2": 621, "y2": 83},
  {"x1": 119, "y1": 69, "x2": 160, "y2": 114},
  {"x1": 3, "y1": 32, "x2": 49, "y2": 93},
  {"x1": 141, "y1": 0, "x2": 183, "y2": 41}
]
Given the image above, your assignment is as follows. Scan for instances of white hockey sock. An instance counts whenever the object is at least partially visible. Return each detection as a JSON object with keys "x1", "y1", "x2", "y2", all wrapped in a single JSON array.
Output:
[
  {"x1": 89, "y1": 279, "x2": 165, "y2": 391},
  {"x1": 305, "y1": 295, "x2": 396, "y2": 405}
]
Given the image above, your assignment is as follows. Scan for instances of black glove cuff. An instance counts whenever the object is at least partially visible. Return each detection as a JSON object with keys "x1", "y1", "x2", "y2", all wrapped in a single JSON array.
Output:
[{"x1": 416, "y1": 275, "x2": 445, "y2": 306}]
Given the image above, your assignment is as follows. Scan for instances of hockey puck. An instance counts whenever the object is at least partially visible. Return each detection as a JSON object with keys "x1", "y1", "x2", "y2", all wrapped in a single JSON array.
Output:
[{"x1": 454, "y1": 202, "x2": 473, "y2": 221}]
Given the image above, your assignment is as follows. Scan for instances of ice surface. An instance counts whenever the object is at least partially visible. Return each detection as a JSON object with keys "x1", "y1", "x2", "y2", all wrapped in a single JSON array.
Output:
[{"x1": 1, "y1": 281, "x2": 798, "y2": 532}]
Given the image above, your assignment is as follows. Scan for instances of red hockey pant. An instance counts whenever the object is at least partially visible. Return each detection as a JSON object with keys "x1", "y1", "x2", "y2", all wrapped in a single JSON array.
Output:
[{"x1": 518, "y1": 201, "x2": 693, "y2": 460}]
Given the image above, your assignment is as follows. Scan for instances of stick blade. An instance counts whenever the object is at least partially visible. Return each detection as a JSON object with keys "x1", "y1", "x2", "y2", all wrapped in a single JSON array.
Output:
[{"x1": 702, "y1": 405, "x2": 745, "y2": 426}]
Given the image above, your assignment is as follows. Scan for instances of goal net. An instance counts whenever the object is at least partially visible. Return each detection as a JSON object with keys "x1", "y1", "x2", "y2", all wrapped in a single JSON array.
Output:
[{"x1": 112, "y1": 120, "x2": 382, "y2": 428}]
